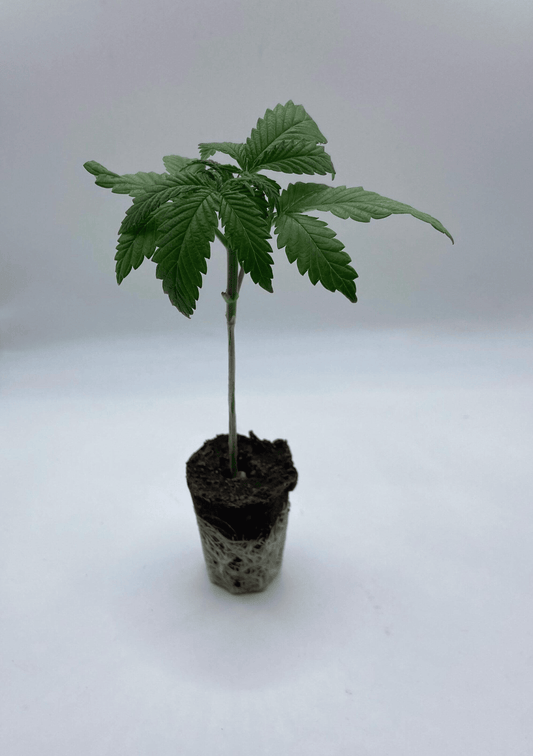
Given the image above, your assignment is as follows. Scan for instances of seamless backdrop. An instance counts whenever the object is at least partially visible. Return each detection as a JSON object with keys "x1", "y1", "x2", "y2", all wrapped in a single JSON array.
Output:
[{"x1": 1, "y1": 2, "x2": 533, "y2": 756}]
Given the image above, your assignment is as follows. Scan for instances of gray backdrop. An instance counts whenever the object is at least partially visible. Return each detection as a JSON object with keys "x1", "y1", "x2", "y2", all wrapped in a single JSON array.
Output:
[{"x1": 3, "y1": 3, "x2": 533, "y2": 754}]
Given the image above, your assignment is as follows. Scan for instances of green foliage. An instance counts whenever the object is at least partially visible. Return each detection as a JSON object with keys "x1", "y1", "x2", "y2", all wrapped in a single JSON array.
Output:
[
  {"x1": 274, "y1": 212, "x2": 358, "y2": 302},
  {"x1": 83, "y1": 161, "x2": 171, "y2": 197},
  {"x1": 242, "y1": 101, "x2": 334, "y2": 177},
  {"x1": 84, "y1": 100, "x2": 453, "y2": 318},
  {"x1": 198, "y1": 142, "x2": 248, "y2": 166},
  {"x1": 218, "y1": 184, "x2": 274, "y2": 293},
  {"x1": 278, "y1": 182, "x2": 454, "y2": 243},
  {"x1": 152, "y1": 189, "x2": 219, "y2": 318},
  {"x1": 114, "y1": 219, "x2": 158, "y2": 284}
]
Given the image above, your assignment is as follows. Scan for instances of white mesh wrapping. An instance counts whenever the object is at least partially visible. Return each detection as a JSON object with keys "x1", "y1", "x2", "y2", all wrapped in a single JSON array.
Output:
[{"x1": 195, "y1": 502, "x2": 290, "y2": 594}]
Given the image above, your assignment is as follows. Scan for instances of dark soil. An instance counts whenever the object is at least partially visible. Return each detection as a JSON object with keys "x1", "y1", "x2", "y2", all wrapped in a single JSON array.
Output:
[{"x1": 186, "y1": 430, "x2": 298, "y2": 541}]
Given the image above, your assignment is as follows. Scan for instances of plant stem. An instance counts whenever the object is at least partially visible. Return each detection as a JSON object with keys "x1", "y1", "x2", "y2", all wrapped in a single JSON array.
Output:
[{"x1": 220, "y1": 237, "x2": 245, "y2": 479}]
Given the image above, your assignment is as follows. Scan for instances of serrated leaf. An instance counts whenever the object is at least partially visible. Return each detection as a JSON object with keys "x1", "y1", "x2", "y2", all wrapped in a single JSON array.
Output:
[
  {"x1": 279, "y1": 182, "x2": 454, "y2": 244},
  {"x1": 86, "y1": 100, "x2": 453, "y2": 319},
  {"x1": 222, "y1": 177, "x2": 271, "y2": 221},
  {"x1": 119, "y1": 170, "x2": 211, "y2": 234},
  {"x1": 162, "y1": 154, "x2": 202, "y2": 174},
  {"x1": 250, "y1": 139, "x2": 335, "y2": 177},
  {"x1": 240, "y1": 173, "x2": 282, "y2": 217},
  {"x1": 151, "y1": 189, "x2": 219, "y2": 317},
  {"x1": 108, "y1": 172, "x2": 172, "y2": 196},
  {"x1": 236, "y1": 182, "x2": 271, "y2": 221},
  {"x1": 240, "y1": 172, "x2": 282, "y2": 195},
  {"x1": 114, "y1": 217, "x2": 158, "y2": 284},
  {"x1": 188, "y1": 160, "x2": 241, "y2": 191},
  {"x1": 198, "y1": 142, "x2": 248, "y2": 167},
  {"x1": 218, "y1": 186, "x2": 274, "y2": 293},
  {"x1": 244, "y1": 100, "x2": 334, "y2": 177},
  {"x1": 274, "y1": 212, "x2": 358, "y2": 302}
]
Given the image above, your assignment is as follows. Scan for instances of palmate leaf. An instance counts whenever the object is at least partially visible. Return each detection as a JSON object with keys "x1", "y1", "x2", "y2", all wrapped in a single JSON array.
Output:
[
  {"x1": 118, "y1": 169, "x2": 211, "y2": 235},
  {"x1": 114, "y1": 203, "x2": 181, "y2": 284},
  {"x1": 243, "y1": 100, "x2": 335, "y2": 178},
  {"x1": 274, "y1": 212, "x2": 358, "y2": 302},
  {"x1": 85, "y1": 101, "x2": 454, "y2": 320},
  {"x1": 218, "y1": 185, "x2": 274, "y2": 293},
  {"x1": 151, "y1": 188, "x2": 220, "y2": 318},
  {"x1": 86, "y1": 160, "x2": 210, "y2": 285},
  {"x1": 279, "y1": 182, "x2": 454, "y2": 244}
]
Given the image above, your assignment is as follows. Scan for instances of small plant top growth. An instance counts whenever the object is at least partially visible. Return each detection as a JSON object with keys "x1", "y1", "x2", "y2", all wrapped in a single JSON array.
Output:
[{"x1": 84, "y1": 100, "x2": 453, "y2": 478}]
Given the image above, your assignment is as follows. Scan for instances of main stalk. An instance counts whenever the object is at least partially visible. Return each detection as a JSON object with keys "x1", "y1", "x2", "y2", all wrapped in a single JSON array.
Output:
[{"x1": 220, "y1": 236, "x2": 245, "y2": 479}]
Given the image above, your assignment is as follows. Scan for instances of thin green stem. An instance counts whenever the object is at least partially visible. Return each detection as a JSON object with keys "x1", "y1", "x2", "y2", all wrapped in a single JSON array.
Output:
[
  {"x1": 214, "y1": 227, "x2": 229, "y2": 248},
  {"x1": 216, "y1": 228, "x2": 245, "y2": 295},
  {"x1": 219, "y1": 234, "x2": 245, "y2": 479}
]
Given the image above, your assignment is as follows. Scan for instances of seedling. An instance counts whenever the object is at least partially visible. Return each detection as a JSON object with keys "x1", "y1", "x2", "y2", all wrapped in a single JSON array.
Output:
[{"x1": 84, "y1": 100, "x2": 453, "y2": 478}]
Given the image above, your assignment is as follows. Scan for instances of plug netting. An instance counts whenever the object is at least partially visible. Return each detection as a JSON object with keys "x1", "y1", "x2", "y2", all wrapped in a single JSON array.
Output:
[{"x1": 195, "y1": 501, "x2": 290, "y2": 594}]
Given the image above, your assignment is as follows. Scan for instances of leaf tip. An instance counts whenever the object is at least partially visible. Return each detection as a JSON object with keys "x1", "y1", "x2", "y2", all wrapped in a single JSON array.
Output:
[{"x1": 83, "y1": 161, "x2": 99, "y2": 176}]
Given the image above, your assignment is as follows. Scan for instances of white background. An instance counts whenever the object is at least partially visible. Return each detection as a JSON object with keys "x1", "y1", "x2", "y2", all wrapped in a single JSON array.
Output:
[{"x1": 1, "y1": 0, "x2": 532, "y2": 753}]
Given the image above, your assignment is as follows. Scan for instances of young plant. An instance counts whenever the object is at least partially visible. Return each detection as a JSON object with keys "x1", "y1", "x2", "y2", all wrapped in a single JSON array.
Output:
[{"x1": 84, "y1": 100, "x2": 453, "y2": 479}]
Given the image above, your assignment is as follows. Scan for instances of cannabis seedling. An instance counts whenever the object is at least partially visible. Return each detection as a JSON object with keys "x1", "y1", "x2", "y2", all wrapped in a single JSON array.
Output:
[{"x1": 84, "y1": 100, "x2": 453, "y2": 479}]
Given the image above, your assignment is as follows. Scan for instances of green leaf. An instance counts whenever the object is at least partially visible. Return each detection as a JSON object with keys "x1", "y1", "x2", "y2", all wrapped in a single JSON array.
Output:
[
  {"x1": 240, "y1": 172, "x2": 282, "y2": 196},
  {"x1": 279, "y1": 182, "x2": 454, "y2": 244},
  {"x1": 198, "y1": 142, "x2": 248, "y2": 167},
  {"x1": 218, "y1": 185, "x2": 274, "y2": 293},
  {"x1": 274, "y1": 212, "x2": 358, "y2": 302},
  {"x1": 162, "y1": 154, "x2": 203, "y2": 174},
  {"x1": 151, "y1": 189, "x2": 219, "y2": 317},
  {"x1": 234, "y1": 182, "x2": 271, "y2": 222},
  {"x1": 187, "y1": 160, "x2": 241, "y2": 190},
  {"x1": 239, "y1": 173, "x2": 282, "y2": 219},
  {"x1": 223, "y1": 176, "x2": 271, "y2": 221},
  {"x1": 244, "y1": 100, "x2": 335, "y2": 178},
  {"x1": 84, "y1": 161, "x2": 119, "y2": 178},
  {"x1": 84, "y1": 160, "x2": 172, "y2": 197},
  {"x1": 249, "y1": 139, "x2": 335, "y2": 177},
  {"x1": 114, "y1": 217, "x2": 158, "y2": 284},
  {"x1": 118, "y1": 170, "x2": 210, "y2": 234}
]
